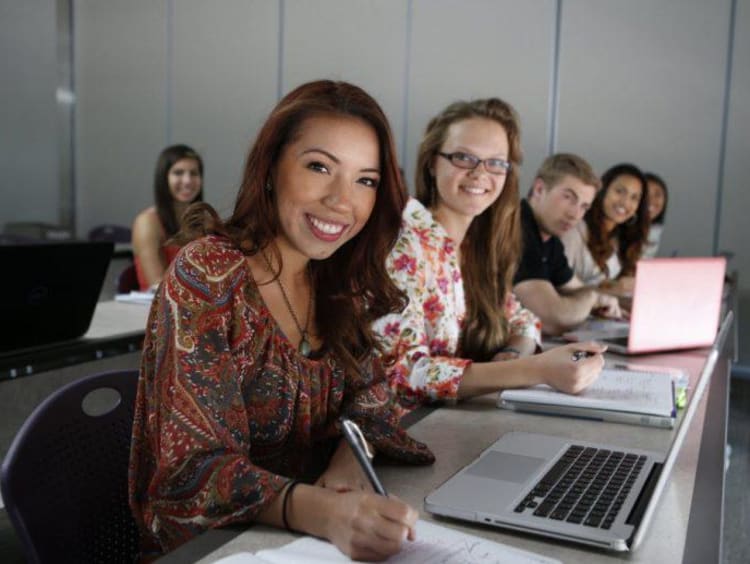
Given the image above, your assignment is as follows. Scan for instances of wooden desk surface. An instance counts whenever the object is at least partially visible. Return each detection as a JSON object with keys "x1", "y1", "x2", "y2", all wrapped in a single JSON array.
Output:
[{"x1": 160, "y1": 337, "x2": 730, "y2": 564}]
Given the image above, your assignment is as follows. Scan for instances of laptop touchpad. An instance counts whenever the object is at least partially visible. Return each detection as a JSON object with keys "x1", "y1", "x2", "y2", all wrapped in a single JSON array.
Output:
[{"x1": 466, "y1": 451, "x2": 546, "y2": 483}]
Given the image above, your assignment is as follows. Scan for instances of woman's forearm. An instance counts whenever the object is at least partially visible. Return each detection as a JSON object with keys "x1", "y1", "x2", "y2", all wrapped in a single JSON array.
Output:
[{"x1": 457, "y1": 357, "x2": 544, "y2": 399}]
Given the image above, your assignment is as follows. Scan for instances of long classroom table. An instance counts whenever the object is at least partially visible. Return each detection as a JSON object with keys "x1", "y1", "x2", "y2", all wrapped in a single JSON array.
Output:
[{"x1": 160, "y1": 313, "x2": 733, "y2": 564}]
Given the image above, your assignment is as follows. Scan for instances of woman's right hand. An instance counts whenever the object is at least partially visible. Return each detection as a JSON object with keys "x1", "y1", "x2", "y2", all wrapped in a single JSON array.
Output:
[
  {"x1": 325, "y1": 491, "x2": 418, "y2": 562},
  {"x1": 530, "y1": 342, "x2": 606, "y2": 394}
]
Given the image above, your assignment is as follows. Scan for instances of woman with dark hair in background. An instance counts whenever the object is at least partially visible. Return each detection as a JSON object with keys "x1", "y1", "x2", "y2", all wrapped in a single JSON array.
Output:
[
  {"x1": 131, "y1": 144, "x2": 204, "y2": 290},
  {"x1": 561, "y1": 163, "x2": 650, "y2": 295},
  {"x1": 128, "y1": 80, "x2": 433, "y2": 562},
  {"x1": 372, "y1": 97, "x2": 605, "y2": 414},
  {"x1": 643, "y1": 172, "x2": 669, "y2": 258}
]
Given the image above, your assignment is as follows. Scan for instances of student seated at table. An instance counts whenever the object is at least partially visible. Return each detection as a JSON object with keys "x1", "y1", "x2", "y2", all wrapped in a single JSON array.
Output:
[
  {"x1": 642, "y1": 172, "x2": 669, "y2": 258},
  {"x1": 513, "y1": 153, "x2": 622, "y2": 336},
  {"x1": 372, "y1": 98, "x2": 605, "y2": 415},
  {"x1": 131, "y1": 144, "x2": 204, "y2": 291},
  {"x1": 128, "y1": 80, "x2": 434, "y2": 562},
  {"x1": 560, "y1": 163, "x2": 650, "y2": 296}
]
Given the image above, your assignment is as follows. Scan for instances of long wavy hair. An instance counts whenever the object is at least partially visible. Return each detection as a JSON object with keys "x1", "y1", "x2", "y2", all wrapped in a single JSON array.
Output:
[
  {"x1": 177, "y1": 80, "x2": 407, "y2": 378},
  {"x1": 415, "y1": 98, "x2": 523, "y2": 362},
  {"x1": 153, "y1": 144, "x2": 204, "y2": 237},
  {"x1": 584, "y1": 163, "x2": 649, "y2": 277}
]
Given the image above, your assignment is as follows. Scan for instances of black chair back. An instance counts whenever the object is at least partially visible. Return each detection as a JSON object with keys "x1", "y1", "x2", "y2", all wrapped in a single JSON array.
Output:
[{"x1": 1, "y1": 369, "x2": 141, "y2": 563}]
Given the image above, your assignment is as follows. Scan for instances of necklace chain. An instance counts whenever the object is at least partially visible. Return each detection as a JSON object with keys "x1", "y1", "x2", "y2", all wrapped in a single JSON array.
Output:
[{"x1": 261, "y1": 252, "x2": 313, "y2": 357}]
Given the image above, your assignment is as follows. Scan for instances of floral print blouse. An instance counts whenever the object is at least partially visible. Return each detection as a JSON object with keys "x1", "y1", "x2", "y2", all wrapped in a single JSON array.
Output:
[
  {"x1": 373, "y1": 199, "x2": 541, "y2": 412},
  {"x1": 128, "y1": 235, "x2": 434, "y2": 555}
]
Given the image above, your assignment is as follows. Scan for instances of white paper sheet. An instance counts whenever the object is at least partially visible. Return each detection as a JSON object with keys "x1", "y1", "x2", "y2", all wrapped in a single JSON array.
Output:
[{"x1": 214, "y1": 520, "x2": 560, "y2": 564}]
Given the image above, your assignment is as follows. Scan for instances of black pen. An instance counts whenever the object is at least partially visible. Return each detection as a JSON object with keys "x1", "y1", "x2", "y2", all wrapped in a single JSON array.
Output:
[
  {"x1": 571, "y1": 350, "x2": 595, "y2": 362},
  {"x1": 339, "y1": 417, "x2": 388, "y2": 496}
]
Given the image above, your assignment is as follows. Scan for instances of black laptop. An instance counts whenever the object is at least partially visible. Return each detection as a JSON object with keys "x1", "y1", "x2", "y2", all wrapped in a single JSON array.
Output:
[{"x1": 0, "y1": 241, "x2": 113, "y2": 352}]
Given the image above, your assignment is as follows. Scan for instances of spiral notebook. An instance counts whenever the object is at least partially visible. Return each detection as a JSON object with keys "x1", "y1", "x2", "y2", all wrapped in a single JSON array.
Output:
[{"x1": 498, "y1": 366, "x2": 678, "y2": 428}]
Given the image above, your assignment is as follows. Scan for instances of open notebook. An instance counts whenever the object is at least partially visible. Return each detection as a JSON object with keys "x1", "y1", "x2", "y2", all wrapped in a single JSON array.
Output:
[
  {"x1": 498, "y1": 366, "x2": 679, "y2": 428},
  {"x1": 211, "y1": 520, "x2": 559, "y2": 563}
]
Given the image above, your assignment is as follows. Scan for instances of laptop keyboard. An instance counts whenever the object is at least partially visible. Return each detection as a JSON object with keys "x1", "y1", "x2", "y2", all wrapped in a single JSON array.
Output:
[
  {"x1": 604, "y1": 336, "x2": 630, "y2": 347},
  {"x1": 513, "y1": 445, "x2": 647, "y2": 530}
]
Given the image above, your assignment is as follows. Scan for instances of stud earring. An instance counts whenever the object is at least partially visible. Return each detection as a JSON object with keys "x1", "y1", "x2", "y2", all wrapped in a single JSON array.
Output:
[{"x1": 265, "y1": 180, "x2": 272, "y2": 192}]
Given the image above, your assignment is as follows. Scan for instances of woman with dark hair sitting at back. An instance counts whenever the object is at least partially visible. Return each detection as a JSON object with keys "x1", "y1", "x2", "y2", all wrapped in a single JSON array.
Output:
[
  {"x1": 128, "y1": 80, "x2": 434, "y2": 562},
  {"x1": 561, "y1": 163, "x2": 650, "y2": 296},
  {"x1": 642, "y1": 172, "x2": 669, "y2": 258},
  {"x1": 131, "y1": 144, "x2": 204, "y2": 291}
]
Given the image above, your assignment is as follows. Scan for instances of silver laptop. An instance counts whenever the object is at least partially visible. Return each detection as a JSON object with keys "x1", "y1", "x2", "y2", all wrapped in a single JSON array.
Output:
[
  {"x1": 425, "y1": 312, "x2": 732, "y2": 552},
  {"x1": 562, "y1": 257, "x2": 726, "y2": 355}
]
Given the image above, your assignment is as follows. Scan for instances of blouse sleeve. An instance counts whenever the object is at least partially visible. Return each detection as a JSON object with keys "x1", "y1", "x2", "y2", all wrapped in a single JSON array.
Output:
[
  {"x1": 373, "y1": 232, "x2": 471, "y2": 410},
  {"x1": 339, "y1": 355, "x2": 435, "y2": 464},
  {"x1": 128, "y1": 245, "x2": 289, "y2": 552},
  {"x1": 561, "y1": 225, "x2": 603, "y2": 286},
  {"x1": 505, "y1": 292, "x2": 542, "y2": 345}
]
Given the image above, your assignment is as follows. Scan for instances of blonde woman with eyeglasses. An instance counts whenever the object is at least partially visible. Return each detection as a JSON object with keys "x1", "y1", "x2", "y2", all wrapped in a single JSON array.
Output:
[{"x1": 373, "y1": 98, "x2": 606, "y2": 415}]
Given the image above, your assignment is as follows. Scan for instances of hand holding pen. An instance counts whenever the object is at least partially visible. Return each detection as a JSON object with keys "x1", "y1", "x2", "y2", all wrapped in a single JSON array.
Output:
[
  {"x1": 340, "y1": 417, "x2": 388, "y2": 495},
  {"x1": 331, "y1": 417, "x2": 419, "y2": 559}
]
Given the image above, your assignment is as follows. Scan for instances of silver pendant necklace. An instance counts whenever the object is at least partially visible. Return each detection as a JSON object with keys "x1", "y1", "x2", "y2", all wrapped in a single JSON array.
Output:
[{"x1": 261, "y1": 252, "x2": 313, "y2": 357}]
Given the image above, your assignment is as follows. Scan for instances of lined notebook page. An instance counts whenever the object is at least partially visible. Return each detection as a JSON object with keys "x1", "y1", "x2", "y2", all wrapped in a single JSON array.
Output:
[
  {"x1": 500, "y1": 368, "x2": 675, "y2": 416},
  {"x1": 214, "y1": 520, "x2": 560, "y2": 563}
]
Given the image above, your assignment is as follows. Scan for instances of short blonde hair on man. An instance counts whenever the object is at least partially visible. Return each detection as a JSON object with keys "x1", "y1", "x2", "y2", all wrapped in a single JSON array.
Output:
[{"x1": 533, "y1": 153, "x2": 601, "y2": 195}]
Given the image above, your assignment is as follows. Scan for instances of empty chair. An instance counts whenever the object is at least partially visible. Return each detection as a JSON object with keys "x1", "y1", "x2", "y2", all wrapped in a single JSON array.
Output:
[
  {"x1": 88, "y1": 224, "x2": 132, "y2": 243},
  {"x1": 1, "y1": 369, "x2": 141, "y2": 564}
]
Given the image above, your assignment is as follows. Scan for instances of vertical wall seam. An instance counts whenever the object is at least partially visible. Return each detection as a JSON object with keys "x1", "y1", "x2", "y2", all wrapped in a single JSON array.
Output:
[
  {"x1": 165, "y1": 0, "x2": 174, "y2": 144},
  {"x1": 58, "y1": 0, "x2": 76, "y2": 233},
  {"x1": 713, "y1": 0, "x2": 738, "y2": 256},
  {"x1": 547, "y1": 0, "x2": 563, "y2": 155},
  {"x1": 277, "y1": 0, "x2": 285, "y2": 100},
  {"x1": 70, "y1": 0, "x2": 76, "y2": 233},
  {"x1": 401, "y1": 0, "x2": 413, "y2": 174}
]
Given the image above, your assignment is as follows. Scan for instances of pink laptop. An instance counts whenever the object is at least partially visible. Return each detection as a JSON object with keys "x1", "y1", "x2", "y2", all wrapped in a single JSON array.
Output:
[{"x1": 564, "y1": 257, "x2": 726, "y2": 355}]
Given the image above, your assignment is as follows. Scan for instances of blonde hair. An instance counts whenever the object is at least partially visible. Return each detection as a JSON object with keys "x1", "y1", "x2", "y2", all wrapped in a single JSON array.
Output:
[
  {"x1": 533, "y1": 153, "x2": 600, "y2": 195},
  {"x1": 415, "y1": 98, "x2": 523, "y2": 361}
]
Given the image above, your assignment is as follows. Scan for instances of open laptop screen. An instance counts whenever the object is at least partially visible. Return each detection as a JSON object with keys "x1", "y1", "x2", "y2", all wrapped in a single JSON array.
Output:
[{"x1": 0, "y1": 241, "x2": 112, "y2": 352}]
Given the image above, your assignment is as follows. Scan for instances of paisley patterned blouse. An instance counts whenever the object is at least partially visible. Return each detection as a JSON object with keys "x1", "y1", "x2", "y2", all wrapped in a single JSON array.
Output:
[
  {"x1": 373, "y1": 199, "x2": 541, "y2": 412},
  {"x1": 128, "y1": 235, "x2": 434, "y2": 555}
]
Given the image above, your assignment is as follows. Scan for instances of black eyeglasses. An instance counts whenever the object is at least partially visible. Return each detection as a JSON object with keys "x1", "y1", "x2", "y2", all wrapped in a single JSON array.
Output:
[{"x1": 437, "y1": 151, "x2": 512, "y2": 175}]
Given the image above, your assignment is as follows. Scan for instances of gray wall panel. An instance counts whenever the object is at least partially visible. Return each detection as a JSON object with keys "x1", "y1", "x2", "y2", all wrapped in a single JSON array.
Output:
[
  {"x1": 557, "y1": 0, "x2": 731, "y2": 257},
  {"x1": 407, "y1": 0, "x2": 556, "y2": 194},
  {"x1": 4, "y1": 1, "x2": 749, "y2": 294},
  {"x1": 282, "y1": 0, "x2": 409, "y2": 165},
  {"x1": 0, "y1": 0, "x2": 59, "y2": 230},
  {"x1": 74, "y1": 0, "x2": 167, "y2": 238},
  {"x1": 720, "y1": 0, "x2": 750, "y2": 291},
  {"x1": 171, "y1": 0, "x2": 279, "y2": 218}
]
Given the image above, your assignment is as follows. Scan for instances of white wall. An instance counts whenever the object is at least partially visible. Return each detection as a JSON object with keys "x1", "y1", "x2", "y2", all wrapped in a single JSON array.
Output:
[
  {"x1": 557, "y1": 0, "x2": 730, "y2": 258},
  {"x1": 4, "y1": 0, "x2": 749, "y2": 294},
  {"x1": 171, "y1": 0, "x2": 280, "y2": 217},
  {"x1": 719, "y1": 0, "x2": 750, "y2": 284},
  {"x1": 0, "y1": 0, "x2": 59, "y2": 229},
  {"x1": 74, "y1": 0, "x2": 167, "y2": 238}
]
